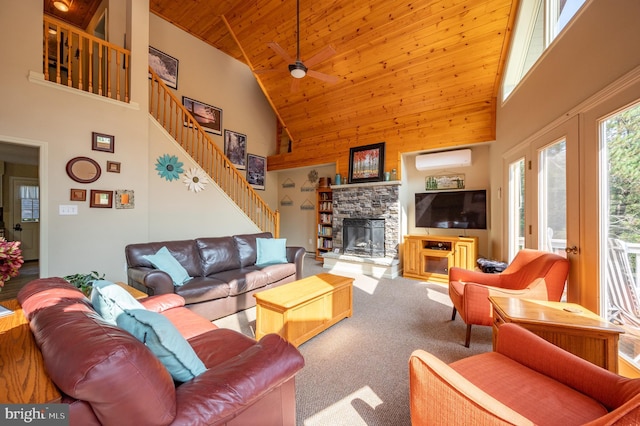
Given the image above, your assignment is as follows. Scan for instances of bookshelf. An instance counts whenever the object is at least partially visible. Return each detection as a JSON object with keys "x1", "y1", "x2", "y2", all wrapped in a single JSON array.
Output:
[{"x1": 316, "y1": 187, "x2": 333, "y2": 260}]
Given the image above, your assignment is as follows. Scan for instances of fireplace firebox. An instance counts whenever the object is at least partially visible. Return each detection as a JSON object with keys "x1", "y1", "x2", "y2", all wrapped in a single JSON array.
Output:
[{"x1": 343, "y1": 218, "x2": 385, "y2": 257}]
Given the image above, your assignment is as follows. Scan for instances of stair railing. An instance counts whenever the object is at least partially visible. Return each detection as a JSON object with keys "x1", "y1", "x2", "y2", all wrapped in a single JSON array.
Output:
[
  {"x1": 148, "y1": 67, "x2": 279, "y2": 236},
  {"x1": 43, "y1": 15, "x2": 130, "y2": 102}
]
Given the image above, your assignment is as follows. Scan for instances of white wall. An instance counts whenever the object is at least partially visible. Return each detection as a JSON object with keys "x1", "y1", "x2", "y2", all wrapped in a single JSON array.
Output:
[
  {"x1": 276, "y1": 164, "x2": 335, "y2": 252},
  {"x1": 146, "y1": 14, "x2": 278, "y2": 240},
  {"x1": 147, "y1": 121, "x2": 258, "y2": 240},
  {"x1": 491, "y1": 0, "x2": 640, "y2": 259},
  {"x1": 0, "y1": 1, "x2": 150, "y2": 280},
  {"x1": 0, "y1": 2, "x2": 278, "y2": 281},
  {"x1": 402, "y1": 144, "x2": 492, "y2": 257}
]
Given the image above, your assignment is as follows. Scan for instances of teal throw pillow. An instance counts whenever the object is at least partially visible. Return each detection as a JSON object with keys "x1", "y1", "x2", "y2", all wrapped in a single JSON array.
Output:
[
  {"x1": 256, "y1": 238, "x2": 288, "y2": 266},
  {"x1": 143, "y1": 246, "x2": 191, "y2": 286},
  {"x1": 116, "y1": 309, "x2": 207, "y2": 382},
  {"x1": 91, "y1": 280, "x2": 145, "y2": 326}
]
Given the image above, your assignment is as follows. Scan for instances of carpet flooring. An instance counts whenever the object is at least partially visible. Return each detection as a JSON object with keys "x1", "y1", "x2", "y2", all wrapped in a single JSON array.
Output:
[{"x1": 214, "y1": 255, "x2": 492, "y2": 426}]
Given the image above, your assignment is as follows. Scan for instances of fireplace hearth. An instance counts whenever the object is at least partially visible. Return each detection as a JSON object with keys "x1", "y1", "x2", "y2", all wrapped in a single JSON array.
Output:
[{"x1": 343, "y1": 218, "x2": 385, "y2": 257}]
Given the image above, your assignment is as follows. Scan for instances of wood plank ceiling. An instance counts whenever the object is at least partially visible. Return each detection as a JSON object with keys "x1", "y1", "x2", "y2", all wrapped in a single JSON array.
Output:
[{"x1": 51, "y1": 0, "x2": 519, "y2": 175}]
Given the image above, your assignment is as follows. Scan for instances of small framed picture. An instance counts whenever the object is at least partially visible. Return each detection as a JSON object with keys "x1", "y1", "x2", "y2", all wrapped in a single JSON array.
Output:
[
  {"x1": 89, "y1": 190, "x2": 113, "y2": 208},
  {"x1": 224, "y1": 129, "x2": 247, "y2": 170},
  {"x1": 107, "y1": 161, "x2": 121, "y2": 173},
  {"x1": 92, "y1": 132, "x2": 115, "y2": 153},
  {"x1": 115, "y1": 189, "x2": 134, "y2": 209},
  {"x1": 247, "y1": 153, "x2": 266, "y2": 190},
  {"x1": 70, "y1": 188, "x2": 86, "y2": 201}
]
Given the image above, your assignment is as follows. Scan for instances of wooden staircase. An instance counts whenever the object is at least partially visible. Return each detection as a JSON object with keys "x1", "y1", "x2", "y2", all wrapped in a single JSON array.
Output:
[{"x1": 148, "y1": 67, "x2": 279, "y2": 236}]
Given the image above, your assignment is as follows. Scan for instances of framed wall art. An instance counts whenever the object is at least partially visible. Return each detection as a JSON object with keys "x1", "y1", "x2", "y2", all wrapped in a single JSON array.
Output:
[
  {"x1": 92, "y1": 132, "x2": 115, "y2": 153},
  {"x1": 115, "y1": 189, "x2": 134, "y2": 209},
  {"x1": 89, "y1": 190, "x2": 113, "y2": 208},
  {"x1": 348, "y1": 142, "x2": 385, "y2": 184},
  {"x1": 247, "y1": 153, "x2": 266, "y2": 190},
  {"x1": 107, "y1": 161, "x2": 121, "y2": 173},
  {"x1": 425, "y1": 174, "x2": 465, "y2": 190},
  {"x1": 148, "y1": 46, "x2": 179, "y2": 89},
  {"x1": 70, "y1": 189, "x2": 86, "y2": 201},
  {"x1": 183, "y1": 97, "x2": 222, "y2": 135},
  {"x1": 224, "y1": 129, "x2": 247, "y2": 170}
]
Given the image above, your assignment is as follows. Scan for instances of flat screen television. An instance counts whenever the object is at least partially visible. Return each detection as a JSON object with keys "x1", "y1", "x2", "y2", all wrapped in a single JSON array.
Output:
[{"x1": 415, "y1": 190, "x2": 487, "y2": 229}]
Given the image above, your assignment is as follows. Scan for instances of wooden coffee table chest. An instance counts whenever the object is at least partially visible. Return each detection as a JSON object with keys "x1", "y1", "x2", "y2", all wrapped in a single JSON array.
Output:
[{"x1": 254, "y1": 273, "x2": 353, "y2": 347}]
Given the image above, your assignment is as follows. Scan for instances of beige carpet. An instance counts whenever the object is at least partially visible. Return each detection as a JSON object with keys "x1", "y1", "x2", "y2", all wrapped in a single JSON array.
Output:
[{"x1": 214, "y1": 254, "x2": 492, "y2": 426}]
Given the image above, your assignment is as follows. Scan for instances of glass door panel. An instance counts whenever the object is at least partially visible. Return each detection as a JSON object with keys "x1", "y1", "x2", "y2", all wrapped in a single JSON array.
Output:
[
  {"x1": 508, "y1": 158, "x2": 526, "y2": 260},
  {"x1": 600, "y1": 102, "x2": 640, "y2": 367},
  {"x1": 538, "y1": 139, "x2": 567, "y2": 256}
]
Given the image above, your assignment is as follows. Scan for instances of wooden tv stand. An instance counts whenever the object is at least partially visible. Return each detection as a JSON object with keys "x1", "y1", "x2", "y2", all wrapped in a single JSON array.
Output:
[{"x1": 403, "y1": 235, "x2": 478, "y2": 283}]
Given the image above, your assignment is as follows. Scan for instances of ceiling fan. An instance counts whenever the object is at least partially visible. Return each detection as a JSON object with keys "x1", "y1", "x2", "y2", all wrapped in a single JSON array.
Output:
[{"x1": 256, "y1": 0, "x2": 338, "y2": 90}]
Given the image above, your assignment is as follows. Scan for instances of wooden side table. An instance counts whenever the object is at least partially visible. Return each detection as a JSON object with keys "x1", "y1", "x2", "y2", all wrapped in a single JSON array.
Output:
[
  {"x1": 116, "y1": 281, "x2": 147, "y2": 299},
  {"x1": 0, "y1": 299, "x2": 61, "y2": 403},
  {"x1": 490, "y1": 296, "x2": 624, "y2": 372}
]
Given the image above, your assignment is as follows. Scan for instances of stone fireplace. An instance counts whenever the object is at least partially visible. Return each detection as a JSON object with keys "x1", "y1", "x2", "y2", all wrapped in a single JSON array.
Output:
[
  {"x1": 343, "y1": 218, "x2": 385, "y2": 257},
  {"x1": 321, "y1": 181, "x2": 401, "y2": 278}
]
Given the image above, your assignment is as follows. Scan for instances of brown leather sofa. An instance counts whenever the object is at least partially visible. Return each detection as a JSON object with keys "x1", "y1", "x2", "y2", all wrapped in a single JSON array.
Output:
[
  {"x1": 18, "y1": 277, "x2": 305, "y2": 426},
  {"x1": 125, "y1": 232, "x2": 305, "y2": 320}
]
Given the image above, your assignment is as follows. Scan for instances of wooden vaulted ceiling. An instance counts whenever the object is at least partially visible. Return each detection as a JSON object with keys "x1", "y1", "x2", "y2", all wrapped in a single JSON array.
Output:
[{"x1": 50, "y1": 0, "x2": 519, "y2": 174}]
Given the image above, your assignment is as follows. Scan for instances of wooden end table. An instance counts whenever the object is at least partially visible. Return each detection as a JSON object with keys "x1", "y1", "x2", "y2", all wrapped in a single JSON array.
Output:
[
  {"x1": 490, "y1": 296, "x2": 624, "y2": 372},
  {"x1": 254, "y1": 273, "x2": 353, "y2": 347},
  {"x1": 116, "y1": 281, "x2": 148, "y2": 299},
  {"x1": 0, "y1": 299, "x2": 61, "y2": 403}
]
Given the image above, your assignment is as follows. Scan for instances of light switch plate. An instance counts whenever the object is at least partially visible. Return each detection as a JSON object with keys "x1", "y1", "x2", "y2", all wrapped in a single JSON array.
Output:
[{"x1": 59, "y1": 205, "x2": 78, "y2": 215}]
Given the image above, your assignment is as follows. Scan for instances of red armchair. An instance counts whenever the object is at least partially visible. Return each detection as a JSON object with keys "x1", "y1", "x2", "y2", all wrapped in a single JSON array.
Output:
[
  {"x1": 409, "y1": 323, "x2": 640, "y2": 425},
  {"x1": 449, "y1": 249, "x2": 569, "y2": 347}
]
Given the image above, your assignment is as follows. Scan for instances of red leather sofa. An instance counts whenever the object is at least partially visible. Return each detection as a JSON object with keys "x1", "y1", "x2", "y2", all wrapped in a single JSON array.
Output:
[{"x1": 18, "y1": 277, "x2": 304, "y2": 425}]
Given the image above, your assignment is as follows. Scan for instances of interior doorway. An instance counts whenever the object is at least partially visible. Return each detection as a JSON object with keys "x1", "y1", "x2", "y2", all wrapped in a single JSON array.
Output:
[{"x1": 0, "y1": 141, "x2": 40, "y2": 282}]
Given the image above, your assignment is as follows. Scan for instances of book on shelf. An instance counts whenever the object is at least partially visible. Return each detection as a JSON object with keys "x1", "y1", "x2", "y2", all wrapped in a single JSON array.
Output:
[{"x1": 0, "y1": 304, "x2": 15, "y2": 318}]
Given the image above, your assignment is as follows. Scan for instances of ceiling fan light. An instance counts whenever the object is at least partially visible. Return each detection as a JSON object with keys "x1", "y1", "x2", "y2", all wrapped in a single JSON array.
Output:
[
  {"x1": 289, "y1": 62, "x2": 307, "y2": 79},
  {"x1": 53, "y1": 0, "x2": 70, "y2": 12},
  {"x1": 290, "y1": 68, "x2": 306, "y2": 79}
]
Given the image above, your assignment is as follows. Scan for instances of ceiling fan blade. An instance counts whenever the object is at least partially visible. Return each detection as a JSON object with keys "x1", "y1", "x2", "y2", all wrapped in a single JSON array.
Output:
[
  {"x1": 307, "y1": 69, "x2": 339, "y2": 84},
  {"x1": 290, "y1": 78, "x2": 301, "y2": 93},
  {"x1": 253, "y1": 68, "x2": 280, "y2": 75},
  {"x1": 267, "y1": 42, "x2": 295, "y2": 64},
  {"x1": 303, "y1": 45, "x2": 336, "y2": 69}
]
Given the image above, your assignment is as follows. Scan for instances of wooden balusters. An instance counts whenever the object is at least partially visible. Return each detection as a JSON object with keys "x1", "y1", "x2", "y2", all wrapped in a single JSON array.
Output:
[{"x1": 43, "y1": 16, "x2": 130, "y2": 103}]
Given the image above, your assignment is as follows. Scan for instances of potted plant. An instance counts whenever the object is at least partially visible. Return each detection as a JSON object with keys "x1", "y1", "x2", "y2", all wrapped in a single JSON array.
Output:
[
  {"x1": 63, "y1": 271, "x2": 105, "y2": 296},
  {"x1": 0, "y1": 237, "x2": 24, "y2": 292}
]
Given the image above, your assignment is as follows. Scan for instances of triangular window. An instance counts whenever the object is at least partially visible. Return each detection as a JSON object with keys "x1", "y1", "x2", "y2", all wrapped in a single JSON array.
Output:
[{"x1": 502, "y1": 0, "x2": 587, "y2": 101}]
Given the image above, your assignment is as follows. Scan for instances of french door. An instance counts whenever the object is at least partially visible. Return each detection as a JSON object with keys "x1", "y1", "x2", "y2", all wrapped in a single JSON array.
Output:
[
  {"x1": 597, "y1": 101, "x2": 640, "y2": 367},
  {"x1": 506, "y1": 116, "x2": 580, "y2": 300}
]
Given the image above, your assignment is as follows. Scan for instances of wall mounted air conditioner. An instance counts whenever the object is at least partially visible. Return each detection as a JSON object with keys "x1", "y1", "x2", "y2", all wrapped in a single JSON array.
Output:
[{"x1": 415, "y1": 149, "x2": 472, "y2": 171}]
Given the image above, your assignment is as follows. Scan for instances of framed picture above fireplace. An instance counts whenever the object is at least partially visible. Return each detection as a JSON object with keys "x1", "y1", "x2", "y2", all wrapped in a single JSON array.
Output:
[{"x1": 348, "y1": 142, "x2": 385, "y2": 184}]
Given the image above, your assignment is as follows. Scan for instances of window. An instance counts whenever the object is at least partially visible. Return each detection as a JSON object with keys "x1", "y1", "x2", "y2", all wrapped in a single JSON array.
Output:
[
  {"x1": 502, "y1": 0, "x2": 587, "y2": 100},
  {"x1": 20, "y1": 185, "x2": 39, "y2": 222}
]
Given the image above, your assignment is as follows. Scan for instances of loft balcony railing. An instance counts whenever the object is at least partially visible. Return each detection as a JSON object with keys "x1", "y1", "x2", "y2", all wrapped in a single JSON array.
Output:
[
  {"x1": 148, "y1": 67, "x2": 279, "y2": 236},
  {"x1": 43, "y1": 15, "x2": 130, "y2": 102}
]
